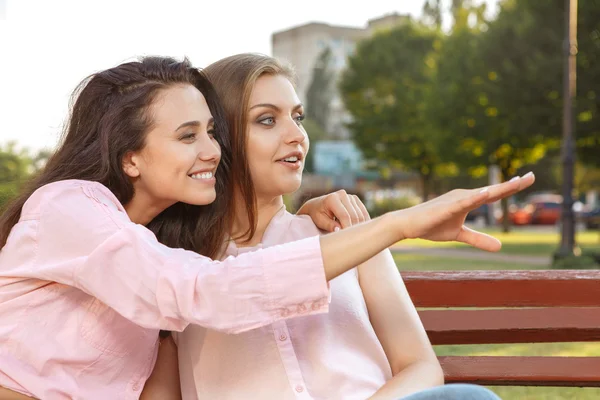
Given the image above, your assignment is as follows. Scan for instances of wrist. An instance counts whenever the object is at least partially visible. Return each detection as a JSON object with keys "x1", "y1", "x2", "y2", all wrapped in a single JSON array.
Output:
[{"x1": 381, "y1": 210, "x2": 406, "y2": 243}]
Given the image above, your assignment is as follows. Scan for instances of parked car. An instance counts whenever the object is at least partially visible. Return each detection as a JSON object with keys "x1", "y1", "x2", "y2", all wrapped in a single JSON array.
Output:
[
  {"x1": 466, "y1": 204, "x2": 490, "y2": 225},
  {"x1": 582, "y1": 207, "x2": 600, "y2": 230},
  {"x1": 508, "y1": 203, "x2": 535, "y2": 225},
  {"x1": 496, "y1": 194, "x2": 563, "y2": 226},
  {"x1": 530, "y1": 200, "x2": 562, "y2": 225}
]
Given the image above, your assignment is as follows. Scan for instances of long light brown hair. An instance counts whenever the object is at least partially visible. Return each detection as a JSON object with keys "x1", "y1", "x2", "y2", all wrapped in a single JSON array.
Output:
[{"x1": 204, "y1": 53, "x2": 296, "y2": 243}]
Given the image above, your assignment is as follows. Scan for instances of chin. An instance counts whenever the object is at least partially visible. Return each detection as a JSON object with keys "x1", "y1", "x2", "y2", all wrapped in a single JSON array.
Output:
[
  {"x1": 281, "y1": 181, "x2": 302, "y2": 195},
  {"x1": 186, "y1": 191, "x2": 217, "y2": 206}
]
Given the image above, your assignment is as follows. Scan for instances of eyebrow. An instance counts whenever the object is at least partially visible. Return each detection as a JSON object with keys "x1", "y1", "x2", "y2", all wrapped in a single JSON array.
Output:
[
  {"x1": 175, "y1": 118, "x2": 214, "y2": 131},
  {"x1": 249, "y1": 103, "x2": 303, "y2": 112}
]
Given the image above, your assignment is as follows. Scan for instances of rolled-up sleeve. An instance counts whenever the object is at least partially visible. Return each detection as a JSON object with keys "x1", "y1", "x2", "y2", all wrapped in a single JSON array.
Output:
[{"x1": 24, "y1": 181, "x2": 329, "y2": 334}]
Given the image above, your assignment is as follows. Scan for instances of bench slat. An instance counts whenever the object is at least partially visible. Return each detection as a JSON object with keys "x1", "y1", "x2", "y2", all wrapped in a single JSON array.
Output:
[
  {"x1": 439, "y1": 356, "x2": 600, "y2": 386},
  {"x1": 402, "y1": 270, "x2": 600, "y2": 307},
  {"x1": 420, "y1": 308, "x2": 600, "y2": 344}
]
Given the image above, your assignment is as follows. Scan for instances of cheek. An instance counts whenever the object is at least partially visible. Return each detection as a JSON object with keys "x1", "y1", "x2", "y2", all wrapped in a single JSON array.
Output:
[
  {"x1": 248, "y1": 156, "x2": 270, "y2": 179},
  {"x1": 247, "y1": 134, "x2": 274, "y2": 168},
  {"x1": 159, "y1": 145, "x2": 196, "y2": 177}
]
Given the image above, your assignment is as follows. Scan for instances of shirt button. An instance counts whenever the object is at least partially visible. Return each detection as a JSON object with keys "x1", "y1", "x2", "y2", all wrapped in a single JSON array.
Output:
[
  {"x1": 295, "y1": 385, "x2": 304, "y2": 393},
  {"x1": 298, "y1": 304, "x2": 307, "y2": 313},
  {"x1": 279, "y1": 334, "x2": 287, "y2": 341},
  {"x1": 281, "y1": 308, "x2": 290, "y2": 317},
  {"x1": 311, "y1": 302, "x2": 321, "y2": 310},
  {"x1": 132, "y1": 383, "x2": 141, "y2": 391}
]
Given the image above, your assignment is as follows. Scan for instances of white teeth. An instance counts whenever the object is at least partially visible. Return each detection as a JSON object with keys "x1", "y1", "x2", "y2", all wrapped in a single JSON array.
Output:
[
  {"x1": 190, "y1": 172, "x2": 213, "y2": 180},
  {"x1": 283, "y1": 156, "x2": 299, "y2": 162}
]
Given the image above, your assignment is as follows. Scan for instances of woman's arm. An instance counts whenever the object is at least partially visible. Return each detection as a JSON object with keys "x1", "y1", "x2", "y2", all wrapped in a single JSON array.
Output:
[
  {"x1": 358, "y1": 250, "x2": 443, "y2": 400},
  {"x1": 8, "y1": 175, "x2": 532, "y2": 335}
]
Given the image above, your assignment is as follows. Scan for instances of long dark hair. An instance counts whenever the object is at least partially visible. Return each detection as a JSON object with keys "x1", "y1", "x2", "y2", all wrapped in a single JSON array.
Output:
[
  {"x1": 0, "y1": 56, "x2": 231, "y2": 259},
  {"x1": 203, "y1": 53, "x2": 296, "y2": 243}
]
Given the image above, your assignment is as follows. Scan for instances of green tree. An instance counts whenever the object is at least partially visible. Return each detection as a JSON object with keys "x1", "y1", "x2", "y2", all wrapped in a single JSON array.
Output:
[
  {"x1": 432, "y1": 0, "x2": 566, "y2": 231},
  {"x1": 31, "y1": 149, "x2": 52, "y2": 174},
  {"x1": 340, "y1": 23, "x2": 443, "y2": 200},
  {"x1": 0, "y1": 142, "x2": 31, "y2": 184},
  {"x1": 0, "y1": 142, "x2": 35, "y2": 210},
  {"x1": 305, "y1": 47, "x2": 335, "y2": 135},
  {"x1": 302, "y1": 118, "x2": 328, "y2": 173},
  {"x1": 422, "y1": 0, "x2": 443, "y2": 28},
  {"x1": 576, "y1": 0, "x2": 600, "y2": 168}
]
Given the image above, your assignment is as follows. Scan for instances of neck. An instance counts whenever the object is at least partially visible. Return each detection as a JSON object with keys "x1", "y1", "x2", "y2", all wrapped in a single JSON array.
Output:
[
  {"x1": 124, "y1": 191, "x2": 171, "y2": 226},
  {"x1": 231, "y1": 193, "x2": 284, "y2": 247}
]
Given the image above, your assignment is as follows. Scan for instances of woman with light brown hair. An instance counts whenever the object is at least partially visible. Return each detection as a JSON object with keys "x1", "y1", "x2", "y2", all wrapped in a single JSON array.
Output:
[{"x1": 142, "y1": 53, "x2": 528, "y2": 400}]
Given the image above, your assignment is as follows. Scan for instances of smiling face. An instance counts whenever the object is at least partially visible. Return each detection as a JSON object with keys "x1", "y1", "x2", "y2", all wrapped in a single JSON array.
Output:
[
  {"x1": 245, "y1": 74, "x2": 309, "y2": 199},
  {"x1": 123, "y1": 84, "x2": 221, "y2": 211}
]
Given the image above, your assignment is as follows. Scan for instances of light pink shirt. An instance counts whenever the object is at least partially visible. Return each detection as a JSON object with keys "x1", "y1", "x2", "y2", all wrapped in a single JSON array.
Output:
[
  {"x1": 0, "y1": 180, "x2": 330, "y2": 400},
  {"x1": 176, "y1": 208, "x2": 392, "y2": 400}
]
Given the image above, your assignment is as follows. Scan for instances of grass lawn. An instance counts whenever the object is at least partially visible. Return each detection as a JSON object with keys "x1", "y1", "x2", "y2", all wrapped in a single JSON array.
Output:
[
  {"x1": 394, "y1": 254, "x2": 534, "y2": 270},
  {"x1": 392, "y1": 232, "x2": 600, "y2": 399},
  {"x1": 396, "y1": 229, "x2": 600, "y2": 257}
]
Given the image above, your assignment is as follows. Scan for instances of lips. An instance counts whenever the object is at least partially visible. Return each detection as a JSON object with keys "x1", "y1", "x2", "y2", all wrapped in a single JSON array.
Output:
[
  {"x1": 276, "y1": 151, "x2": 304, "y2": 163},
  {"x1": 189, "y1": 171, "x2": 214, "y2": 180}
]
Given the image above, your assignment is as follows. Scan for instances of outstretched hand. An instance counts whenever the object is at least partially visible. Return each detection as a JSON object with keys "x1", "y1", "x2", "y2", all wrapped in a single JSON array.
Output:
[{"x1": 399, "y1": 172, "x2": 535, "y2": 252}]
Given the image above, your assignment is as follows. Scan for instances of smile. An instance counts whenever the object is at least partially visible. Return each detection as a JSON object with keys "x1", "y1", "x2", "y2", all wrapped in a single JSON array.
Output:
[{"x1": 189, "y1": 172, "x2": 214, "y2": 180}]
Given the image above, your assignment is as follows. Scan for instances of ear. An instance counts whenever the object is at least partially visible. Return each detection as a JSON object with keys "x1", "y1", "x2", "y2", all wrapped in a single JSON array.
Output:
[{"x1": 122, "y1": 151, "x2": 141, "y2": 178}]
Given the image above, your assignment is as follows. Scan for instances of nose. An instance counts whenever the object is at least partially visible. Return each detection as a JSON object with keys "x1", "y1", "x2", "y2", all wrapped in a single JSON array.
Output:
[
  {"x1": 284, "y1": 118, "x2": 307, "y2": 145},
  {"x1": 197, "y1": 132, "x2": 221, "y2": 164}
]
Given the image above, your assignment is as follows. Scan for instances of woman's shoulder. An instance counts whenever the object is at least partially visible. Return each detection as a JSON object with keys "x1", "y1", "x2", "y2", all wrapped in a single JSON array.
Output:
[
  {"x1": 278, "y1": 211, "x2": 325, "y2": 238},
  {"x1": 24, "y1": 179, "x2": 126, "y2": 220}
]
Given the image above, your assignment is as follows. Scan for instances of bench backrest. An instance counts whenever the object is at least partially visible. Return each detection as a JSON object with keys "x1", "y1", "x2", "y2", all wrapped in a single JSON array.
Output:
[{"x1": 402, "y1": 270, "x2": 600, "y2": 387}]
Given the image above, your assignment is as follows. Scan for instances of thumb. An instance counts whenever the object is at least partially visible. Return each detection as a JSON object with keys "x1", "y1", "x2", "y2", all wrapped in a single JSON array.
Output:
[
  {"x1": 456, "y1": 226, "x2": 502, "y2": 252},
  {"x1": 314, "y1": 213, "x2": 341, "y2": 233},
  {"x1": 328, "y1": 219, "x2": 342, "y2": 232}
]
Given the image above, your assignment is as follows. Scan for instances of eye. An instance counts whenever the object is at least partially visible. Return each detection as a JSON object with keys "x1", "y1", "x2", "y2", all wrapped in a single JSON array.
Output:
[
  {"x1": 180, "y1": 133, "x2": 196, "y2": 142},
  {"x1": 207, "y1": 129, "x2": 217, "y2": 139},
  {"x1": 258, "y1": 116, "x2": 275, "y2": 126},
  {"x1": 294, "y1": 114, "x2": 306, "y2": 125}
]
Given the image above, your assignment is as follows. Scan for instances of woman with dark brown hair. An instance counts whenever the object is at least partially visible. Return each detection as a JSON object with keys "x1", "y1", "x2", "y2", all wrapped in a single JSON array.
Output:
[{"x1": 143, "y1": 54, "x2": 530, "y2": 400}]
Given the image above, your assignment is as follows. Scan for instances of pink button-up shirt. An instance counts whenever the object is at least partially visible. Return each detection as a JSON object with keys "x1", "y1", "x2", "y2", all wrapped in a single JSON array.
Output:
[
  {"x1": 176, "y1": 208, "x2": 392, "y2": 400},
  {"x1": 0, "y1": 180, "x2": 330, "y2": 400}
]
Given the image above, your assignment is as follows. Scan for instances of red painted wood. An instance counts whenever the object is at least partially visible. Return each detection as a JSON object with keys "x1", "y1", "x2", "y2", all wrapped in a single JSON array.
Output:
[
  {"x1": 402, "y1": 270, "x2": 600, "y2": 307},
  {"x1": 440, "y1": 356, "x2": 600, "y2": 386},
  {"x1": 419, "y1": 307, "x2": 600, "y2": 344}
]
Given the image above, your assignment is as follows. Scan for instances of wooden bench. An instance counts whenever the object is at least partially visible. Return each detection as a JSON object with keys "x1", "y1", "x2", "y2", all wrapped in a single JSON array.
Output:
[{"x1": 402, "y1": 270, "x2": 600, "y2": 387}]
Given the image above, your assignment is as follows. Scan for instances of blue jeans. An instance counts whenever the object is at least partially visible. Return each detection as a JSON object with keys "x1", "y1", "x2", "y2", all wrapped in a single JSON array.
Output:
[{"x1": 400, "y1": 384, "x2": 501, "y2": 400}]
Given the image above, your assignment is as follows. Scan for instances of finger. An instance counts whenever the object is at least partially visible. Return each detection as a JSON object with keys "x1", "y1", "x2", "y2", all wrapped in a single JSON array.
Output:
[
  {"x1": 448, "y1": 187, "x2": 492, "y2": 216},
  {"x1": 478, "y1": 172, "x2": 536, "y2": 204},
  {"x1": 348, "y1": 195, "x2": 365, "y2": 223},
  {"x1": 310, "y1": 212, "x2": 340, "y2": 233},
  {"x1": 456, "y1": 225, "x2": 502, "y2": 252},
  {"x1": 337, "y1": 192, "x2": 360, "y2": 226},
  {"x1": 489, "y1": 172, "x2": 535, "y2": 202},
  {"x1": 326, "y1": 194, "x2": 352, "y2": 229},
  {"x1": 353, "y1": 195, "x2": 371, "y2": 221}
]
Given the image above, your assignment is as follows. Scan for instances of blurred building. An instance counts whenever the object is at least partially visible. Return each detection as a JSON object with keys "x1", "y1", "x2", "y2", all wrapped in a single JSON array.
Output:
[
  {"x1": 271, "y1": 12, "x2": 410, "y2": 141},
  {"x1": 272, "y1": 23, "x2": 365, "y2": 140},
  {"x1": 272, "y1": 13, "x2": 413, "y2": 202}
]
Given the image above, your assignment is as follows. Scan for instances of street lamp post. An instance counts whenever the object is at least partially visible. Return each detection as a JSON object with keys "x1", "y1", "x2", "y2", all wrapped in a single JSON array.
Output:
[{"x1": 556, "y1": 0, "x2": 578, "y2": 259}]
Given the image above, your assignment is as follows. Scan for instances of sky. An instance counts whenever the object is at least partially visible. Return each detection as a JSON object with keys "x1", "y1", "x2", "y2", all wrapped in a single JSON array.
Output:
[{"x1": 0, "y1": 0, "x2": 496, "y2": 151}]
